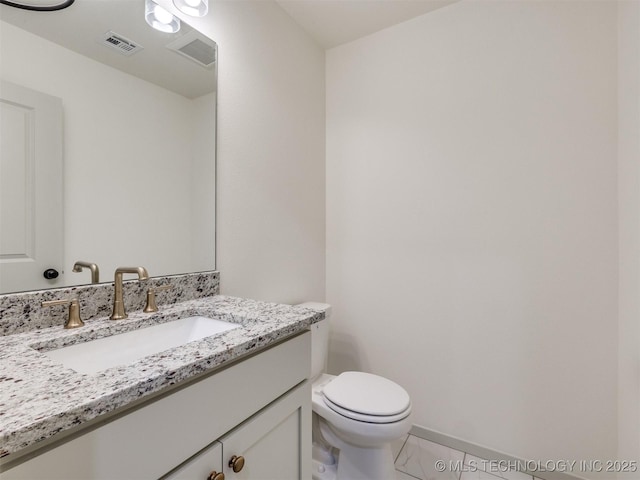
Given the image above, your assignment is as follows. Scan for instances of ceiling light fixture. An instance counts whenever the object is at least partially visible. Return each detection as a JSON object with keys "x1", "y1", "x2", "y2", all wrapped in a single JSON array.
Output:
[
  {"x1": 173, "y1": 0, "x2": 207, "y2": 18},
  {"x1": 145, "y1": 0, "x2": 180, "y2": 34}
]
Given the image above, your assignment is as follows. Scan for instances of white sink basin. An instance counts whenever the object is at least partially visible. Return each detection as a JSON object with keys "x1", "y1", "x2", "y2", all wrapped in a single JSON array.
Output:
[{"x1": 43, "y1": 316, "x2": 240, "y2": 374}]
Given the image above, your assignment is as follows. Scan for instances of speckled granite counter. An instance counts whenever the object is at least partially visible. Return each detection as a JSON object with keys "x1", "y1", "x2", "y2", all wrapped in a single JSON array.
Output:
[{"x1": 0, "y1": 295, "x2": 323, "y2": 459}]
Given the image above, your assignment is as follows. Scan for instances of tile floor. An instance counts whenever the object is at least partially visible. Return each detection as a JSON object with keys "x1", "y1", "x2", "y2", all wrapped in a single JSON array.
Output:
[{"x1": 392, "y1": 434, "x2": 545, "y2": 480}]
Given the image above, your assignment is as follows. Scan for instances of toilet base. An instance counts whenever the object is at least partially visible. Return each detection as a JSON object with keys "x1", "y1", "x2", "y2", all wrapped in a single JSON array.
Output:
[
  {"x1": 319, "y1": 417, "x2": 398, "y2": 480},
  {"x1": 312, "y1": 458, "x2": 338, "y2": 480},
  {"x1": 312, "y1": 447, "x2": 398, "y2": 480}
]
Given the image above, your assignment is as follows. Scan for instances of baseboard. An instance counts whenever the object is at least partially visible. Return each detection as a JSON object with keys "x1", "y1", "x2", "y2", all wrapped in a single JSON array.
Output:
[{"x1": 409, "y1": 425, "x2": 588, "y2": 480}]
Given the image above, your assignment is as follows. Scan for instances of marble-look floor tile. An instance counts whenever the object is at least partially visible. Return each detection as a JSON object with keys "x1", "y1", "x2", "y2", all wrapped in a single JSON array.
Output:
[
  {"x1": 393, "y1": 434, "x2": 410, "y2": 461},
  {"x1": 397, "y1": 471, "x2": 422, "y2": 480},
  {"x1": 460, "y1": 470, "x2": 504, "y2": 480},
  {"x1": 395, "y1": 435, "x2": 465, "y2": 480},
  {"x1": 465, "y1": 454, "x2": 533, "y2": 480}
]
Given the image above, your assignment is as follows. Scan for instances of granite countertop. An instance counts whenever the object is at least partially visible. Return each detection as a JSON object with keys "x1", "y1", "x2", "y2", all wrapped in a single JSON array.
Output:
[{"x1": 0, "y1": 295, "x2": 323, "y2": 459}]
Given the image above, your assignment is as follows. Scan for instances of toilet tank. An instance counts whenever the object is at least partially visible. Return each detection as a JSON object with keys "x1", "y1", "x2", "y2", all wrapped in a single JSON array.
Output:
[{"x1": 297, "y1": 302, "x2": 331, "y2": 379}]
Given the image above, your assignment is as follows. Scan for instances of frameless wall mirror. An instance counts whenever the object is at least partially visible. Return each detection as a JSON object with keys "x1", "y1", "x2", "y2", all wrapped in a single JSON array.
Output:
[{"x1": 0, "y1": 0, "x2": 217, "y2": 294}]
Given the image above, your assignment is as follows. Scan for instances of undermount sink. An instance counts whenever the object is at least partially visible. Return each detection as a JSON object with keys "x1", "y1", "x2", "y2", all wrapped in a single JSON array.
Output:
[{"x1": 43, "y1": 316, "x2": 240, "y2": 375}]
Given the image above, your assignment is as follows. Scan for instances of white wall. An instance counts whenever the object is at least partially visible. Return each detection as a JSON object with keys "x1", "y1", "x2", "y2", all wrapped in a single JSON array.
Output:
[
  {"x1": 327, "y1": 0, "x2": 618, "y2": 468},
  {"x1": 0, "y1": 21, "x2": 214, "y2": 285},
  {"x1": 618, "y1": 0, "x2": 640, "y2": 469},
  {"x1": 158, "y1": 0, "x2": 326, "y2": 304}
]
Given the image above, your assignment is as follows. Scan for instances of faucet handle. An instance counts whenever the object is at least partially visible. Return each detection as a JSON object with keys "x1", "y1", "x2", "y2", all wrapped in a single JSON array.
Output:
[
  {"x1": 42, "y1": 297, "x2": 84, "y2": 329},
  {"x1": 143, "y1": 285, "x2": 173, "y2": 313}
]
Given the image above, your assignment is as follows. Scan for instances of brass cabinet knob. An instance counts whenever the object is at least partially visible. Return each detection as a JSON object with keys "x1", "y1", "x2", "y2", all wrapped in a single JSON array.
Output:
[
  {"x1": 228, "y1": 455, "x2": 245, "y2": 473},
  {"x1": 207, "y1": 471, "x2": 225, "y2": 480}
]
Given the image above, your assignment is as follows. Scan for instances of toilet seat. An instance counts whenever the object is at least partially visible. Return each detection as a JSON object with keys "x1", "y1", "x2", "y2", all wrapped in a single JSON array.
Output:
[
  {"x1": 321, "y1": 372, "x2": 411, "y2": 424},
  {"x1": 323, "y1": 396, "x2": 411, "y2": 424}
]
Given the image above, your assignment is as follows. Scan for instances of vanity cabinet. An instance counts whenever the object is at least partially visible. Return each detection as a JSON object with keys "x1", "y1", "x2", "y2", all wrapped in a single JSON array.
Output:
[
  {"x1": 218, "y1": 384, "x2": 305, "y2": 480},
  {"x1": 164, "y1": 442, "x2": 223, "y2": 479},
  {"x1": 2, "y1": 332, "x2": 311, "y2": 480},
  {"x1": 165, "y1": 382, "x2": 308, "y2": 479}
]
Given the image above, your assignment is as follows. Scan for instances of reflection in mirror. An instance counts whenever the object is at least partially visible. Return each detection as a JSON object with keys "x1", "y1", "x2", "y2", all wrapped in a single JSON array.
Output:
[{"x1": 0, "y1": 0, "x2": 217, "y2": 294}]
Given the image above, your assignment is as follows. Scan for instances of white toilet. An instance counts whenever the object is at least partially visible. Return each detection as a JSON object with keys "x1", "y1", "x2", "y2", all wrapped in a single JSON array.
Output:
[{"x1": 298, "y1": 302, "x2": 412, "y2": 480}]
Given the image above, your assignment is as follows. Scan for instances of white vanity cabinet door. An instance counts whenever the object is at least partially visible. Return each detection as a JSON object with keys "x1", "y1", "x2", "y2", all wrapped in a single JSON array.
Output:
[
  {"x1": 220, "y1": 381, "x2": 311, "y2": 480},
  {"x1": 163, "y1": 442, "x2": 223, "y2": 480}
]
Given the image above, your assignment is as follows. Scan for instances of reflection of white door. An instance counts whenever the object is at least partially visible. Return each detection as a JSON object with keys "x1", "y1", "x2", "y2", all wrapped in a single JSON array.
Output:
[{"x1": 0, "y1": 81, "x2": 63, "y2": 293}]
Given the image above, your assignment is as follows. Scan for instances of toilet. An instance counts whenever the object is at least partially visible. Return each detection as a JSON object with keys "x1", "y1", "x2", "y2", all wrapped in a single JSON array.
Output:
[{"x1": 298, "y1": 302, "x2": 412, "y2": 480}]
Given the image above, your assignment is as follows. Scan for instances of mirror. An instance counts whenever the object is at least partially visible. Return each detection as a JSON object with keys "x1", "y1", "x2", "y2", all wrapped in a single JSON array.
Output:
[{"x1": 0, "y1": 0, "x2": 217, "y2": 294}]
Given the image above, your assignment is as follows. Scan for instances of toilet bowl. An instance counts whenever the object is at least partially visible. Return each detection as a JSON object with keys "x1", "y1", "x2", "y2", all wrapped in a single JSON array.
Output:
[{"x1": 298, "y1": 302, "x2": 412, "y2": 480}]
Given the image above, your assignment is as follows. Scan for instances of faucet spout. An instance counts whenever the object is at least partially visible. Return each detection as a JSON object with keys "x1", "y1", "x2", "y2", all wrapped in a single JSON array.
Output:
[
  {"x1": 72, "y1": 261, "x2": 100, "y2": 284},
  {"x1": 111, "y1": 266, "x2": 150, "y2": 320}
]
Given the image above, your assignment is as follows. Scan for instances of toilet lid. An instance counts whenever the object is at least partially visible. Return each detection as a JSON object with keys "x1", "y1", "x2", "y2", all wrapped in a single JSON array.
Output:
[{"x1": 322, "y1": 372, "x2": 411, "y2": 417}]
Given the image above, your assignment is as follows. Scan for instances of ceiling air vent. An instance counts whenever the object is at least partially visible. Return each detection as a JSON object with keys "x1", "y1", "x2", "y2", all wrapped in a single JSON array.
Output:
[
  {"x1": 101, "y1": 31, "x2": 143, "y2": 56},
  {"x1": 166, "y1": 31, "x2": 216, "y2": 68}
]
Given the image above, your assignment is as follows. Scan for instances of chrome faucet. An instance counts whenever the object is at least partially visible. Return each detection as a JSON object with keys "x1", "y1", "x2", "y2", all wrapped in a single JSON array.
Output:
[
  {"x1": 72, "y1": 261, "x2": 100, "y2": 284},
  {"x1": 111, "y1": 266, "x2": 149, "y2": 320}
]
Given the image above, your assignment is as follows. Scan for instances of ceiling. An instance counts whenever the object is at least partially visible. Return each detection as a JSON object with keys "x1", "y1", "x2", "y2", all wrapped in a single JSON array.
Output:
[
  {"x1": 0, "y1": 0, "x2": 216, "y2": 98},
  {"x1": 275, "y1": 0, "x2": 458, "y2": 49}
]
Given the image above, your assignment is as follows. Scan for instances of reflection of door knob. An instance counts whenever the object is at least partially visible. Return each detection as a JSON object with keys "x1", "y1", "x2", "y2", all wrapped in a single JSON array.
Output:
[
  {"x1": 43, "y1": 269, "x2": 59, "y2": 280},
  {"x1": 228, "y1": 455, "x2": 245, "y2": 473},
  {"x1": 207, "y1": 471, "x2": 224, "y2": 480}
]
